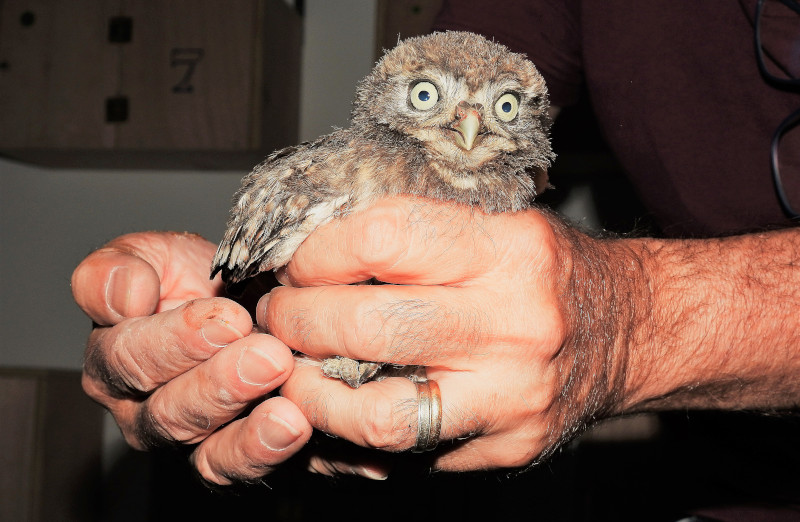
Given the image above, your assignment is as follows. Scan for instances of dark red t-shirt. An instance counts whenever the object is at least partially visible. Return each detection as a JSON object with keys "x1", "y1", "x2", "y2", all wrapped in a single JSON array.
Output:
[{"x1": 434, "y1": 0, "x2": 799, "y2": 237}]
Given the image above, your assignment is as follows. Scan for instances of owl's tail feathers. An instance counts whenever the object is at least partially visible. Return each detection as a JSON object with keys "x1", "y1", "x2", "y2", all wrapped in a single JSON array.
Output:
[
  {"x1": 209, "y1": 264, "x2": 244, "y2": 297},
  {"x1": 210, "y1": 233, "x2": 257, "y2": 296}
]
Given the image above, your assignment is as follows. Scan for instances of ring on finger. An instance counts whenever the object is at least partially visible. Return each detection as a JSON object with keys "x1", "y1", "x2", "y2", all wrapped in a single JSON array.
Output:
[{"x1": 412, "y1": 378, "x2": 442, "y2": 453}]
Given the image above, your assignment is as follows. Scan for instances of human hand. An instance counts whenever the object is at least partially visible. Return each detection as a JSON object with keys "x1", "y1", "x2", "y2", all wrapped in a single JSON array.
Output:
[
  {"x1": 71, "y1": 231, "x2": 313, "y2": 484},
  {"x1": 258, "y1": 197, "x2": 647, "y2": 471}
]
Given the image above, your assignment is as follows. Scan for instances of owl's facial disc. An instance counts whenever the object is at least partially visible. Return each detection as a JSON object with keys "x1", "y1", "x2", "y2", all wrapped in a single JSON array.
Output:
[{"x1": 451, "y1": 101, "x2": 483, "y2": 151}]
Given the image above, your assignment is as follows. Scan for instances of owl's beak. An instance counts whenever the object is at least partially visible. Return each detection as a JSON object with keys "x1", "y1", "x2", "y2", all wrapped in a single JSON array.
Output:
[{"x1": 452, "y1": 101, "x2": 483, "y2": 151}]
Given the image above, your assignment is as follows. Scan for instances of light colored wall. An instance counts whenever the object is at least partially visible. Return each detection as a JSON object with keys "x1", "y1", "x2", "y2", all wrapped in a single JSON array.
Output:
[
  {"x1": 299, "y1": 0, "x2": 377, "y2": 141},
  {"x1": 0, "y1": 162, "x2": 243, "y2": 368},
  {"x1": 0, "y1": 0, "x2": 378, "y2": 371}
]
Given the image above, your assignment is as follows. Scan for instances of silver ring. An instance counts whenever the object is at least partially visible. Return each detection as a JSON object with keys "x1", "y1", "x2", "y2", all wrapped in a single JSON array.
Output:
[{"x1": 412, "y1": 379, "x2": 442, "y2": 452}]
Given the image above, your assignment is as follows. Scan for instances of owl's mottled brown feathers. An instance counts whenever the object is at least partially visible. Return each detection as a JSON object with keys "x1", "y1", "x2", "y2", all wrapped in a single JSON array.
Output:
[{"x1": 211, "y1": 31, "x2": 554, "y2": 289}]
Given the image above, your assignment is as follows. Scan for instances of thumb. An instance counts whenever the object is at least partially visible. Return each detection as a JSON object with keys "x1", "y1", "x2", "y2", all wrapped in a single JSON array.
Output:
[{"x1": 72, "y1": 247, "x2": 161, "y2": 325}]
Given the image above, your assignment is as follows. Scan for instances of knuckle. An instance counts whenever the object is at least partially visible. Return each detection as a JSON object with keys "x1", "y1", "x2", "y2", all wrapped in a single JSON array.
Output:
[
  {"x1": 475, "y1": 432, "x2": 542, "y2": 469},
  {"x1": 355, "y1": 205, "x2": 406, "y2": 269},
  {"x1": 108, "y1": 327, "x2": 159, "y2": 393},
  {"x1": 505, "y1": 428, "x2": 554, "y2": 468},
  {"x1": 134, "y1": 402, "x2": 178, "y2": 448},
  {"x1": 493, "y1": 448, "x2": 537, "y2": 469},
  {"x1": 538, "y1": 307, "x2": 567, "y2": 355},
  {"x1": 134, "y1": 397, "x2": 208, "y2": 448},
  {"x1": 358, "y1": 393, "x2": 409, "y2": 450},
  {"x1": 515, "y1": 298, "x2": 566, "y2": 358},
  {"x1": 267, "y1": 287, "x2": 293, "y2": 328},
  {"x1": 339, "y1": 299, "x2": 384, "y2": 357},
  {"x1": 84, "y1": 327, "x2": 154, "y2": 399},
  {"x1": 192, "y1": 451, "x2": 231, "y2": 486},
  {"x1": 163, "y1": 398, "x2": 215, "y2": 442},
  {"x1": 549, "y1": 309, "x2": 567, "y2": 342},
  {"x1": 262, "y1": 287, "x2": 304, "y2": 341},
  {"x1": 81, "y1": 371, "x2": 111, "y2": 404},
  {"x1": 83, "y1": 334, "x2": 111, "y2": 384},
  {"x1": 121, "y1": 429, "x2": 148, "y2": 451}
]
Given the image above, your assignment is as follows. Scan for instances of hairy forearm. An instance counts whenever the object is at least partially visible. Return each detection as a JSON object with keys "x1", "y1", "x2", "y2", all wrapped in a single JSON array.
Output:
[
  {"x1": 523, "y1": 217, "x2": 798, "y2": 461},
  {"x1": 620, "y1": 228, "x2": 800, "y2": 412}
]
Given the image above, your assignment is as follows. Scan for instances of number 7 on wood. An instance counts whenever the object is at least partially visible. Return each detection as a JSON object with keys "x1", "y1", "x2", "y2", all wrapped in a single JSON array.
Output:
[{"x1": 170, "y1": 48, "x2": 204, "y2": 93}]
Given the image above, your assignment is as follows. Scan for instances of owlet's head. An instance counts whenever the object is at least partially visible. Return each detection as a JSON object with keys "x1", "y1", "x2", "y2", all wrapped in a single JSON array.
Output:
[{"x1": 352, "y1": 31, "x2": 555, "y2": 178}]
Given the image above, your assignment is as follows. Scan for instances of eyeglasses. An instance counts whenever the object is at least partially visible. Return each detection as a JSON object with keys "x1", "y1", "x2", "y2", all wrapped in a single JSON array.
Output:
[{"x1": 755, "y1": 0, "x2": 800, "y2": 220}]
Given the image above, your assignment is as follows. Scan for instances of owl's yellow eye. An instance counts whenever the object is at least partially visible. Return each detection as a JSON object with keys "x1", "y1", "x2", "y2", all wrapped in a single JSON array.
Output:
[
  {"x1": 409, "y1": 81, "x2": 439, "y2": 110},
  {"x1": 494, "y1": 93, "x2": 519, "y2": 122}
]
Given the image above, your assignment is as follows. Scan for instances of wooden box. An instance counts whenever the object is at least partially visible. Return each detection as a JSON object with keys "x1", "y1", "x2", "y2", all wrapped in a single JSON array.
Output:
[{"x1": 0, "y1": 0, "x2": 302, "y2": 169}]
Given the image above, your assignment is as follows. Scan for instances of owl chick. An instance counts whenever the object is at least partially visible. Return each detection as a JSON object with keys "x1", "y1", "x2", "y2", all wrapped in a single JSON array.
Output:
[{"x1": 211, "y1": 31, "x2": 555, "y2": 387}]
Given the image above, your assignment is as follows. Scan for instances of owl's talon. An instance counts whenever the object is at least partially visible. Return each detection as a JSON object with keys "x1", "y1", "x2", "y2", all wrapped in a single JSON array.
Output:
[{"x1": 321, "y1": 356, "x2": 383, "y2": 388}]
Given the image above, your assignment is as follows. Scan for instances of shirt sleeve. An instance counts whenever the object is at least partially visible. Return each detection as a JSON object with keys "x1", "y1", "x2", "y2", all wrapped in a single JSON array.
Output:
[{"x1": 433, "y1": 0, "x2": 584, "y2": 107}]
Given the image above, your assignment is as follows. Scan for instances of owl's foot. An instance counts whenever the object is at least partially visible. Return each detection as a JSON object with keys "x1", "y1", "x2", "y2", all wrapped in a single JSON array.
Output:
[{"x1": 321, "y1": 356, "x2": 383, "y2": 388}]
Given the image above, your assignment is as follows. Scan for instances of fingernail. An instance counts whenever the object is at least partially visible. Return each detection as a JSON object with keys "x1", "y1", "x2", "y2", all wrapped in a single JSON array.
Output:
[
  {"x1": 258, "y1": 412, "x2": 302, "y2": 451},
  {"x1": 256, "y1": 293, "x2": 272, "y2": 333},
  {"x1": 200, "y1": 319, "x2": 245, "y2": 348},
  {"x1": 106, "y1": 266, "x2": 131, "y2": 317},
  {"x1": 237, "y1": 345, "x2": 285, "y2": 386},
  {"x1": 355, "y1": 465, "x2": 389, "y2": 481},
  {"x1": 275, "y1": 267, "x2": 290, "y2": 286}
]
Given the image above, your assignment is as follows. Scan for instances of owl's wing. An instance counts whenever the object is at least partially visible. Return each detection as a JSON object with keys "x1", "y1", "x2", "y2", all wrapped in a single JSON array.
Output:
[{"x1": 211, "y1": 137, "x2": 350, "y2": 289}]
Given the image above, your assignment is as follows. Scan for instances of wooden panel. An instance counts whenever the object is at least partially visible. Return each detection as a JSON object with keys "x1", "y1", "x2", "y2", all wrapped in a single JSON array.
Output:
[
  {"x1": 255, "y1": 0, "x2": 303, "y2": 154},
  {"x1": 116, "y1": 0, "x2": 259, "y2": 150},
  {"x1": 0, "y1": 369, "x2": 104, "y2": 522},
  {"x1": 38, "y1": 371, "x2": 104, "y2": 521},
  {"x1": 0, "y1": 376, "x2": 38, "y2": 522},
  {"x1": 0, "y1": 0, "x2": 120, "y2": 148},
  {"x1": 0, "y1": 0, "x2": 302, "y2": 168},
  {"x1": 375, "y1": 0, "x2": 443, "y2": 58}
]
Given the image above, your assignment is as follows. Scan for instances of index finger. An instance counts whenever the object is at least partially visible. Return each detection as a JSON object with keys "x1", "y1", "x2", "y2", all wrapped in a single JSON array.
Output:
[{"x1": 283, "y1": 197, "x2": 502, "y2": 287}]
